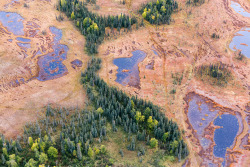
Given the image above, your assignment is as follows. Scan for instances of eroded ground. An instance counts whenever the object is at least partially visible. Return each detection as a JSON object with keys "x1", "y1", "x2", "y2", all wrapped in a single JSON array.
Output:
[{"x1": 0, "y1": 0, "x2": 88, "y2": 138}]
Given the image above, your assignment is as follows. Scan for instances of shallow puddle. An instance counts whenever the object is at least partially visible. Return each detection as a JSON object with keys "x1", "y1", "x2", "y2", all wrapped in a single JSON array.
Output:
[
  {"x1": 16, "y1": 37, "x2": 31, "y2": 42},
  {"x1": 187, "y1": 95, "x2": 219, "y2": 138},
  {"x1": 229, "y1": 28, "x2": 250, "y2": 58},
  {"x1": 231, "y1": 1, "x2": 250, "y2": 18},
  {"x1": 0, "y1": 11, "x2": 24, "y2": 35},
  {"x1": 213, "y1": 114, "x2": 239, "y2": 166},
  {"x1": 37, "y1": 27, "x2": 69, "y2": 81},
  {"x1": 71, "y1": 59, "x2": 83, "y2": 69},
  {"x1": 186, "y1": 93, "x2": 241, "y2": 166},
  {"x1": 113, "y1": 50, "x2": 146, "y2": 88},
  {"x1": 152, "y1": 50, "x2": 158, "y2": 56}
]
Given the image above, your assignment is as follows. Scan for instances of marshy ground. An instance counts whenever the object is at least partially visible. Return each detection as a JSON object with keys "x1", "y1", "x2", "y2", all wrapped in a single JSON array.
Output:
[{"x1": 0, "y1": 0, "x2": 249, "y2": 166}]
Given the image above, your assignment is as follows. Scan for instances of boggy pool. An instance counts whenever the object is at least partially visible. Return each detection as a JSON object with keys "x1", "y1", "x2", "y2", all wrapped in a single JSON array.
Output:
[
  {"x1": 37, "y1": 27, "x2": 69, "y2": 81},
  {"x1": 213, "y1": 114, "x2": 239, "y2": 166},
  {"x1": 186, "y1": 93, "x2": 239, "y2": 166},
  {"x1": 229, "y1": 1, "x2": 250, "y2": 58},
  {"x1": 231, "y1": 1, "x2": 250, "y2": 18},
  {"x1": 229, "y1": 28, "x2": 250, "y2": 58},
  {"x1": 113, "y1": 50, "x2": 146, "y2": 88}
]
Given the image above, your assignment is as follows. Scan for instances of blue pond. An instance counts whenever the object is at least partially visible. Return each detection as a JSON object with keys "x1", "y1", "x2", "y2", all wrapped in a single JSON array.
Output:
[
  {"x1": 37, "y1": 27, "x2": 68, "y2": 81},
  {"x1": 187, "y1": 95, "x2": 219, "y2": 137},
  {"x1": 187, "y1": 94, "x2": 240, "y2": 166},
  {"x1": 16, "y1": 37, "x2": 31, "y2": 42},
  {"x1": 231, "y1": 1, "x2": 250, "y2": 18},
  {"x1": 0, "y1": 11, "x2": 24, "y2": 35},
  {"x1": 113, "y1": 50, "x2": 146, "y2": 88},
  {"x1": 71, "y1": 59, "x2": 83, "y2": 69},
  {"x1": 213, "y1": 114, "x2": 239, "y2": 166},
  {"x1": 229, "y1": 28, "x2": 250, "y2": 58}
]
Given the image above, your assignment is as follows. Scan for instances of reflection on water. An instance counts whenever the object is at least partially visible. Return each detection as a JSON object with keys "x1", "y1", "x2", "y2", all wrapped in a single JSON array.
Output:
[{"x1": 229, "y1": 28, "x2": 250, "y2": 58}]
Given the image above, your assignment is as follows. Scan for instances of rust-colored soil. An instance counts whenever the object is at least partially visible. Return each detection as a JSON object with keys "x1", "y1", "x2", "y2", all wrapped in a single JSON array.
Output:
[
  {"x1": 0, "y1": 0, "x2": 88, "y2": 138},
  {"x1": 98, "y1": 0, "x2": 250, "y2": 166},
  {"x1": 0, "y1": 0, "x2": 249, "y2": 166}
]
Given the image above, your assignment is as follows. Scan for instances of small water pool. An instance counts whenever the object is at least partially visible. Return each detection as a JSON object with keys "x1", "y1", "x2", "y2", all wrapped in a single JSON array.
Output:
[
  {"x1": 0, "y1": 11, "x2": 24, "y2": 35},
  {"x1": 16, "y1": 42, "x2": 31, "y2": 49},
  {"x1": 37, "y1": 27, "x2": 69, "y2": 81},
  {"x1": 187, "y1": 95, "x2": 219, "y2": 137},
  {"x1": 16, "y1": 37, "x2": 31, "y2": 42},
  {"x1": 71, "y1": 59, "x2": 83, "y2": 69},
  {"x1": 113, "y1": 50, "x2": 146, "y2": 88},
  {"x1": 213, "y1": 114, "x2": 239, "y2": 166},
  {"x1": 229, "y1": 28, "x2": 250, "y2": 58},
  {"x1": 231, "y1": 1, "x2": 250, "y2": 18}
]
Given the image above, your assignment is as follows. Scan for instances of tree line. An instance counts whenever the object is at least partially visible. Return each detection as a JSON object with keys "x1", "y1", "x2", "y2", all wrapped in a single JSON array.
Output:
[
  {"x1": 81, "y1": 57, "x2": 189, "y2": 162},
  {"x1": 59, "y1": 0, "x2": 138, "y2": 55}
]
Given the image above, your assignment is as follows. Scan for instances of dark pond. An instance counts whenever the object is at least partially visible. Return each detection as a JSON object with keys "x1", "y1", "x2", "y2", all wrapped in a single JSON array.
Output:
[
  {"x1": 37, "y1": 27, "x2": 68, "y2": 81},
  {"x1": 229, "y1": 28, "x2": 250, "y2": 58},
  {"x1": 0, "y1": 11, "x2": 24, "y2": 35},
  {"x1": 113, "y1": 50, "x2": 146, "y2": 88},
  {"x1": 213, "y1": 114, "x2": 239, "y2": 166}
]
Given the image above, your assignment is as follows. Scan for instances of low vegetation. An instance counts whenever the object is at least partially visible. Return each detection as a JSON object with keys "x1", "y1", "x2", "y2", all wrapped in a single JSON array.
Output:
[
  {"x1": 139, "y1": 0, "x2": 178, "y2": 25},
  {"x1": 195, "y1": 63, "x2": 232, "y2": 86}
]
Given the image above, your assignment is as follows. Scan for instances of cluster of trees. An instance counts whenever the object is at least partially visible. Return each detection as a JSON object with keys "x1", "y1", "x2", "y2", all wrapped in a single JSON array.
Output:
[
  {"x1": 0, "y1": 106, "x2": 114, "y2": 166},
  {"x1": 139, "y1": 0, "x2": 178, "y2": 25},
  {"x1": 196, "y1": 63, "x2": 232, "y2": 86},
  {"x1": 81, "y1": 57, "x2": 189, "y2": 161},
  {"x1": 58, "y1": 0, "x2": 138, "y2": 54},
  {"x1": 211, "y1": 33, "x2": 220, "y2": 39}
]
